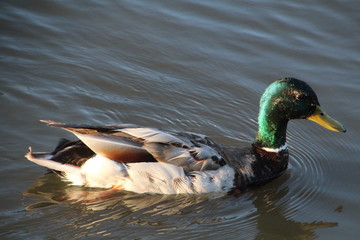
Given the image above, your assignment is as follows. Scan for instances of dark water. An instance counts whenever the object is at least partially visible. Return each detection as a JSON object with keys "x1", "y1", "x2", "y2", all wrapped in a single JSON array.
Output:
[{"x1": 1, "y1": 0, "x2": 359, "y2": 239}]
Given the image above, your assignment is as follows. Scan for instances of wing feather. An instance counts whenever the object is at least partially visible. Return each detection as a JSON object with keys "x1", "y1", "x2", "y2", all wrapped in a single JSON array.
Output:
[{"x1": 42, "y1": 121, "x2": 226, "y2": 172}]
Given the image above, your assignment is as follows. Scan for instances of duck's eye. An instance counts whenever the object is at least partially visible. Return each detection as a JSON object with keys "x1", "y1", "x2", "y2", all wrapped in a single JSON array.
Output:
[{"x1": 295, "y1": 94, "x2": 306, "y2": 101}]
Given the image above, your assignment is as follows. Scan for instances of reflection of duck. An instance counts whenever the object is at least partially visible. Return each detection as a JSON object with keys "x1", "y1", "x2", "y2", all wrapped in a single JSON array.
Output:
[
  {"x1": 25, "y1": 78, "x2": 345, "y2": 194},
  {"x1": 24, "y1": 174, "x2": 212, "y2": 213},
  {"x1": 24, "y1": 172, "x2": 338, "y2": 239},
  {"x1": 24, "y1": 174, "x2": 122, "y2": 211},
  {"x1": 252, "y1": 181, "x2": 338, "y2": 240}
]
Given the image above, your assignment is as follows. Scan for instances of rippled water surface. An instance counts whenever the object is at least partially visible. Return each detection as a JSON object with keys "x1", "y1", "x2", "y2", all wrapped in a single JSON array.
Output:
[{"x1": 1, "y1": 0, "x2": 360, "y2": 239}]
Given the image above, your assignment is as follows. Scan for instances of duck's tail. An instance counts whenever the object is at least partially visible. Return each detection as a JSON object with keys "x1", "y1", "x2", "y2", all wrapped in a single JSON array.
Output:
[
  {"x1": 25, "y1": 137, "x2": 95, "y2": 176},
  {"x1": 25, "y1": 146, "x2": 81, "y2": 174}
]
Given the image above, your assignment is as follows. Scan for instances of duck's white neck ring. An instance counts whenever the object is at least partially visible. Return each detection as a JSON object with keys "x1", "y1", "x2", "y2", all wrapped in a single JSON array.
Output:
[{"x1": 260, "y1": 143, "x2": 288, "y2": 153}]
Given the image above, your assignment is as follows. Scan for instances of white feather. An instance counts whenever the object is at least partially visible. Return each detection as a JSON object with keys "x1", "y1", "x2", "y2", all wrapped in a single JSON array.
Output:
[
  {"x1": 115, "y1": 162, "x2": 235, "y2": 194},
  {"x1": 189, "y1": 165, "x2": 236, "y2": 193},
  {"x1": 27, "y1": 150, "x2": 236, "y2": 194},
  {"x1": 79, "y1": 155, "x2": 128, "y2": 188}
]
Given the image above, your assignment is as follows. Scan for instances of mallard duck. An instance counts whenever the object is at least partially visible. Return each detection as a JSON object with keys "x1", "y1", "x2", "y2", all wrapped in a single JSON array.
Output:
[{"x1": 26, "y1": 78, "x2": 346, "y2": 194}]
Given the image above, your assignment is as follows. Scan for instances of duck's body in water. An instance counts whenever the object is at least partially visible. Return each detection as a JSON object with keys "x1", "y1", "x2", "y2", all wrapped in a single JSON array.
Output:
[{"x1": 26, "y1": 78, "x2": 346, "y2": 194}]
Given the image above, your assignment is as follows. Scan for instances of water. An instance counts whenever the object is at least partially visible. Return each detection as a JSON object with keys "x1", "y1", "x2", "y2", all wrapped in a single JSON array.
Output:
[{"x1": 1, "y1": 0, "x2": 359, "y2": 239}]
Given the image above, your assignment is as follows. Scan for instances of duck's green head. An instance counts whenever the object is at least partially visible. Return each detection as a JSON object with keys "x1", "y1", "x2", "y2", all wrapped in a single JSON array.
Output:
[{"x1": 255, "y1": 78, "x2": 346, "y2": 149}]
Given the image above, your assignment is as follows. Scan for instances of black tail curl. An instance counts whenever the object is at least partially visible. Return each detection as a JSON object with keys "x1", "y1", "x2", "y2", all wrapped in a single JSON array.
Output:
[{"x1": 50, "y1": 138, "x2": 95, "y2": 167}]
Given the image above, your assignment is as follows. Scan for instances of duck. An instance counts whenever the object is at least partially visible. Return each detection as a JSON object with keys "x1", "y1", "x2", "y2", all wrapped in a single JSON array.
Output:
[{"x1": 25, "y1": 78, "x2": 346, "y2": 194}]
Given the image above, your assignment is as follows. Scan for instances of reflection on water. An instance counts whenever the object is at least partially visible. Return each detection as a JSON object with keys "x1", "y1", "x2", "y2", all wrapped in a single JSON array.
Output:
[
  {"x1": 251, "y1": 185, "x2": 337, "y2": 240},
  {"x1": 24, "y1": 174, "x2": 217, "y2": 213},
  {"x1": 23, "y1": 173, "x2": 337, "y2": 239}
]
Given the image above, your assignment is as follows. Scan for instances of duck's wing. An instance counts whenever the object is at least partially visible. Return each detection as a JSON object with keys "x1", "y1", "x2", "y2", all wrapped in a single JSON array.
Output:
[{"x1": 41, "y1": 120, "x2": 226, "y2": 172}]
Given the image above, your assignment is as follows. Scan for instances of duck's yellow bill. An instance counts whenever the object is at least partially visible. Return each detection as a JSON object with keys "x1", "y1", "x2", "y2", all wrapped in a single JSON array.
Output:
[{"x1": 307, "y1": 106, "x2": 346, "y2": 132}]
